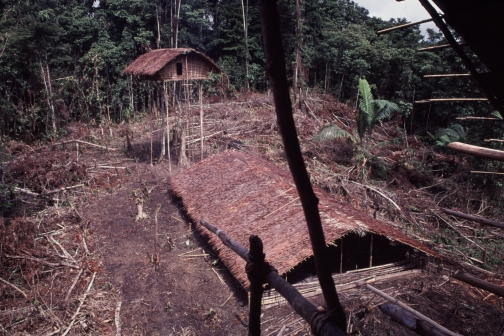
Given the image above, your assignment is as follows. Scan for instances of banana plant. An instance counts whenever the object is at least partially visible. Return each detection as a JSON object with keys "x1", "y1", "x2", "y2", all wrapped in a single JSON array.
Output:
[{"x1": 356, "y1": 78, "x2": 400, "y2": 144}]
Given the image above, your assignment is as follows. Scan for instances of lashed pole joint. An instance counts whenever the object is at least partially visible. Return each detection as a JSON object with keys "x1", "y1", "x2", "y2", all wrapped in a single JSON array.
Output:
[
  {"x1": 200, "y1": 220, "x2": 346, "y2": 336},
  {"x1": 257, "y1": 0, "x2": 346, "y2": 330}
]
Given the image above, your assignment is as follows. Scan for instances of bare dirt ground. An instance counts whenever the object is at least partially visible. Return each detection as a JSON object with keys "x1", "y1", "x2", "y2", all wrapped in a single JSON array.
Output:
[{"x1": 2, "y1": 92, "x2": 504, "y2": 335}]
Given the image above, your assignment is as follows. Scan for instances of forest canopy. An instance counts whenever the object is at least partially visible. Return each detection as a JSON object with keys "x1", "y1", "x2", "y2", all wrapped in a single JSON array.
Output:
[{"x1": 0, "y1": 0, "x2": 500, "y2": 142}]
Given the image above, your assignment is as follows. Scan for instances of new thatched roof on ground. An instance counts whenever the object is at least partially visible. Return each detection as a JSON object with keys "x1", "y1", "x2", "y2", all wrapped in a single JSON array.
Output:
[
  {"x1": 170, "y1": 151, "x2": 436, "y2": 289},
  {"x1": 122, "y1": 48, "x2": 220, "y2": 80}
]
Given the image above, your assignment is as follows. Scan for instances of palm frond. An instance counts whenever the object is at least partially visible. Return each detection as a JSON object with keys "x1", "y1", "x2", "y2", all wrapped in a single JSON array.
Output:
[
  {"x1": 448, "y1": 123, "x2": 465, "y2": 139},
  {"x1": 370, "y1": 100, "x2": 400, "y2": 131},
  {"x1": 313, "y1": 125, "x2": 356, "y2": 143},
  {"x1": 491, "y1": 111, "x2": 503, "y2": 119}
]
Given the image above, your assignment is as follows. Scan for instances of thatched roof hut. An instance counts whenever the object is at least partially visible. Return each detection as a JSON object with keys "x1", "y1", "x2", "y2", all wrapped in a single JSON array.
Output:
[
  {"x1": 122, "y1": 48, "x2": 221, "y2": 81},
  {"x1": 170, "y1": 151, "x2": 436, "y2": 289}
]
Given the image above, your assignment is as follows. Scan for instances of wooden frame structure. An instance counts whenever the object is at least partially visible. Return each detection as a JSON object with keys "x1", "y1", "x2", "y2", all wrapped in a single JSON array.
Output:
[{"x1": 123, "y1": 49, "x2": 222, "y2": 167}]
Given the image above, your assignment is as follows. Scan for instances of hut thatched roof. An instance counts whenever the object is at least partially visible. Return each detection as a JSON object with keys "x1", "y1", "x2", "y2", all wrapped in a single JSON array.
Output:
[
  {"x1": 170, "y1": 151, "x2": 436, "y2": 289},
  {"x1": 122, "y1": 48, "x2": 220, "y2": 78}
]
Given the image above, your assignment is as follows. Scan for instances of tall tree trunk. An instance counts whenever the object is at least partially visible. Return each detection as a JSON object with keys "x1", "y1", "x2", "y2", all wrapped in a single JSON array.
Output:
[
  {"x1": 293, "y1": 0, "x2": 302, "y2": 92},
  {"x1": 156, "y1": 5, "x2": 161, "y2": 49},
  {"x1": 40, "y1": 61, "x2": 56, "y2": 134},
  {"x1": 174, "y1": 0, "x2": 182, "y2": 48},
  {"x1": 241, "y1": 0, "x2": 249, "y2": 91}
]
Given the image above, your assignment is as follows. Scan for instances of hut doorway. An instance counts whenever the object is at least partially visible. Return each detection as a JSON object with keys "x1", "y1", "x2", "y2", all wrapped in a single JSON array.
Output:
[{"x1": 285, "y1": 233, "x2": 416, "y2": 284}]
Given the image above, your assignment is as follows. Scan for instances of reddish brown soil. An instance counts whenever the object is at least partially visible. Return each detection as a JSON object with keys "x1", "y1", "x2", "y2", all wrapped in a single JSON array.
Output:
[{"x1": 81, "y1": 163, "x2": 249, "y2": 335}]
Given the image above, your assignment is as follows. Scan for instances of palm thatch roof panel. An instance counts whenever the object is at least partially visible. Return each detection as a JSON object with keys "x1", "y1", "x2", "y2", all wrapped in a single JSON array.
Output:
[
  {"x1": 170, "y1": 151, "x2": 436, "y2": 289},
  {"x1": 122, "y1": 48, "x2": 221, "y2": 79}
]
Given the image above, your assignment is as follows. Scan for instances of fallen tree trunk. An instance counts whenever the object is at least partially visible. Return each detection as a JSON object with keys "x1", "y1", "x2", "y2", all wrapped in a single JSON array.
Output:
[
  {"x1": 366, "y1": 284, "x2": 461, "y2": 336},
  {"x1": 379, "y1": 303, "x2": 449, "y2": 336},
  {"x1": 446, "y1": 142, "x2": 504, "y2": 161},
  {"x1": 452, "y1": 272, "x2": 504, "y2": 298},
  {"x1": 440, "y1": 208, "x2": 504, "y2": 229}
]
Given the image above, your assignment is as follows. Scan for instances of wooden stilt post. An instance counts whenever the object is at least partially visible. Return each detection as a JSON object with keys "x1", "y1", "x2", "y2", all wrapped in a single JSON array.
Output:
[
  {"x1": 340, "y1": 239, "x2": 343, "y2": 274},
  {"x1": 369, "y1": 234, "x2": 373, "y2": 268},
  {"x1": 199, "y1": 81, "x2": 204, "y2": 160},
  {"x1": 164, "y1": 81, "x2": 172, "y2": 173},
  {"x1": 247, "y1": 235, "x2": 265, "y2": 336}
]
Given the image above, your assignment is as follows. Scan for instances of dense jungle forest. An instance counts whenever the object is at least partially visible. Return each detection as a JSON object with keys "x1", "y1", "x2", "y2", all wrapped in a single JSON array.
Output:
[{"x1": 0, "y1": 0, "x2": 501, "y2": 135}]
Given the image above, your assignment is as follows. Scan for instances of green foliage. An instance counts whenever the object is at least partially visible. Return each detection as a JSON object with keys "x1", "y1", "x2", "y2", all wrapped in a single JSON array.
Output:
[
  {"x1": 491, "y1": 111, "x2": 503, "y2": 119},
  {"x1": 313, "y1": 125, "x2": 356, "y2": 143},
  {"x1": 430, "y1": 123, "x2": 465, "y2": 146},
  {"x1": 357, "y1": 79, "x2": 400, "y2": 143}
]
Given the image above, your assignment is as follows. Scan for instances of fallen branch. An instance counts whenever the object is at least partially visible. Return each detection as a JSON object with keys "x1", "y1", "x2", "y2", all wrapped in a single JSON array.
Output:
[
  {"x1": 48, "y1": 235, "x2": 77, "y2": 264},
  {"x1": 365, "y1": 284, "x2": 461, "y2": 336},
  {"x1": 62, "y1": 272, "x2": 96, "y2": 336},
  {"x1": 349, "y1": 181, "x2": 401, "y2": 211},
  {"x1": 452, "y1": 272, "x2": 504, "y2": 298},
  {"x1": 33, "y1": 139, "x2": 118, "y2": 152},
  {"x1": 5, "y1": 254, "x2": 80, "y2": 269},
  {"x1": 440, "y1": 208, "x2": 504, "y2": 229},
  {"x1": 14, "y1": 184, "x2": 84, "y2": 198},
  {"x1": 470, "y1": 171, "x2": 504, "y2": 176},
  {"x1": 65, "y1": 268, "x2": 84, "y2": 301},
  {"x1": 0, "y1": 276, "x2": 28, "y2": 298},
  {"x1": 115, "y1": 301, "x2": 122, "y2": 336}
]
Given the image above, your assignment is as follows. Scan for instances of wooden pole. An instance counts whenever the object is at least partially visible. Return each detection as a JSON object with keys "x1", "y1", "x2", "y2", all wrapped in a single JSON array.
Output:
[
  {"x1": 257, "y1": 0, "x2": 346, "y2": 329},
  {"x1": 366, "y1": 284, "x2": 462, "y2": 336},
  {"x1": 423, "y1": 74, "x2": 471, "y2": 78},
  {"x1": 369, "y1": 234, "x2": 373, "y2": 268},
  {"x1": 417, "y1": 43, "x2": 466, "y2": 52},
  {"x1": 456, "y1": 116, "x2": 502, "y2": 121},
  {"x1": 164, "y1": 81, "x2": 172, "y2": 173},
  {"x1": 376, "y1": 18, "x2": 434, "y2": 35},
  {"x1": 415, "y1": 98, "x2": 488, "y2": 103},
  {"x1": 452, "y1": 272, "x2": 504, "y2": 298},
  {"x1": 199, "y1": 81, "x2": 204, "y2": 160},
  {"x1": 339, "y1": 239, "x2": 343, "y2": 274},
  {"x1": 418, "y1": 0, "x2": 503, "y2": 113},
  {"x1": 440, "y1": 208, "x2": 504, "y2": 229},
  {"x1": 247, "y1": 235, "x2": 264, "y2": 336},
  {"x1": 446, "y1": 142, "x2": 504, "y2": 162},
  {"x1": 199, "y1": 220, "x2": 346, "y2": 336}
]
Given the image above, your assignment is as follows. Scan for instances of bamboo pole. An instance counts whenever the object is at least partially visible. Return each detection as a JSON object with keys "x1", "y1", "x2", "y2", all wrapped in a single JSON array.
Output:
[
  {"x1": 415, "y1": 98, "x2": 488, "y2": 103},
  {"x1": 366, "y1": 284, "x2": 461, "y2": 336},
  {"x1": 446, "y1": 142, "x2": 504, "y2": 162},
  {"x1": 257, "y1": 0, "x2": 346, "y2": 330},
  {"x1": 376, "y1": 18, "x2": 434, "y2": 35},
  {"x1": 456, "y1": 116, "x2": 502, "y2": 121},
  {"x1": 417, "y1": 43, "x2": 466, "y2": 52},
  {"x1": 440, "y1": 208, "x2": 504, "y2": 229},
  {"x1": 423, "y1": 74, "x2": 471, "y2": 78},
  {"x1": 470, "y1": 171, "x2": 504, "y2": 175},
  {"x1": 417, "y1": 0, "x2": 503, "y2": 113}
]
